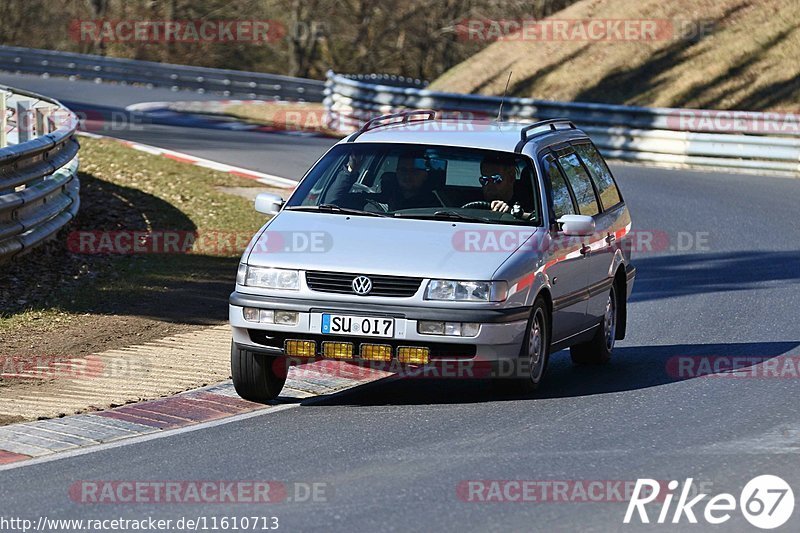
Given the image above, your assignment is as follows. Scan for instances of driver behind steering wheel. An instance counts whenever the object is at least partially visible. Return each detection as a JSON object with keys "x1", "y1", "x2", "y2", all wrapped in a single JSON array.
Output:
[{"x1": 478, "y1": 155, "x2": 531, "y2": 219}]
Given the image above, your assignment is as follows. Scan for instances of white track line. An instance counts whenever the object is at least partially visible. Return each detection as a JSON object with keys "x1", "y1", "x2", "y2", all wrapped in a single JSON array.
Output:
[
  {"x1": 124, "y1": 99, "x2": 276, "y2": 114},
  {"x1": 76, "y1": 131, "x2": 296, "y2": 189}
]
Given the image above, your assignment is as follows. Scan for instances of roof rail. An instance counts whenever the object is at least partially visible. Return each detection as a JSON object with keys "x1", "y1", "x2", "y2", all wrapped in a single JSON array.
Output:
[
  {"x1": 348, "y1": 109, "x2": 437, "y2": 142},
  {"x1": 514, "y1": 119, "x2": 577, "y2": 152}
]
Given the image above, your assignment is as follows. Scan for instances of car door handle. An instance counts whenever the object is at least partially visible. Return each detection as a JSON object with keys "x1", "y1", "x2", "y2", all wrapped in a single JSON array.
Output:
[
  {"x1": 579, "y1": 244, "x2": 591, "y2": 256},
  {"x1": 606, "y1": 233, "x2": 616, "y2": 245}
]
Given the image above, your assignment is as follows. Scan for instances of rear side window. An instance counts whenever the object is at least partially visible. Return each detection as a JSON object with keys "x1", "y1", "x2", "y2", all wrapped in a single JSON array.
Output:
[
  {"x1": 542, "y1": 156, "x2": 575, "y2": 221},
  {"x1": 574, "y1": 144, "x2": 622, "y2": 209},
  {"x1": 557, "y1": 153, "x2": 599, "y2": 216}
]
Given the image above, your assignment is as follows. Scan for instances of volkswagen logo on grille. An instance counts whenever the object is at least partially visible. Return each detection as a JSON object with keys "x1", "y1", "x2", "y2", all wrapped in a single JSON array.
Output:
[{"x1": 352, "y1": 275, "x2": 373, "y2": 295}]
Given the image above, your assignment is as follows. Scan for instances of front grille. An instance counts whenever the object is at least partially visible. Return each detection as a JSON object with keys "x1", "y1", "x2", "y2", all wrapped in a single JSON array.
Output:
[{"x1": 305, "y1": 271, "x2": 422, "y2": 297}]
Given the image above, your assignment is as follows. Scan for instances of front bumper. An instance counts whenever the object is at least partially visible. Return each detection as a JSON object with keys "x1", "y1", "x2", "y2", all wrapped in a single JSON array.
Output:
[{"x1": 229, "y1": 291, "x2": 529, "y2": 363}]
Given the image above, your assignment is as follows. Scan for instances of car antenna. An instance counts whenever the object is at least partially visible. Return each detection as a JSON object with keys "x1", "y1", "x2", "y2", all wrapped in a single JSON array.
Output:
[{"x1": 496, "y1": 70, "x2": 513, "y2": 122}]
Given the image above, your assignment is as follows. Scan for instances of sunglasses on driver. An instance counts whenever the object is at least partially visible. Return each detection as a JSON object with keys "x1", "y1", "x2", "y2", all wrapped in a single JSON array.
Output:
[{"x1": 479, "y1": 174, "x2": 505, "y2": 185}]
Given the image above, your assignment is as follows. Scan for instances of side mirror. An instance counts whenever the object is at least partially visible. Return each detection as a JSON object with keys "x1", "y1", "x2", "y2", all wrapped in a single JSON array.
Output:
[
  {"x1": 254, "y1": 193, "x2": 284, "y2": 215},
  {"x1": 557, "y1": 214, "x2": 595, "y2": 237}
]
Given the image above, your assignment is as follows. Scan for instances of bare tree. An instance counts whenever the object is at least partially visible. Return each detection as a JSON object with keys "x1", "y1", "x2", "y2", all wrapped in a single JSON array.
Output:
[{"x1": 0, "y1": 0, "x2": 580, "y2": 81}]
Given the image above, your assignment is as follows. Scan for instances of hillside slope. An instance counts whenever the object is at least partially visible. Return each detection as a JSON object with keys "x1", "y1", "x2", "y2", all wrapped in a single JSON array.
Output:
[{"x1": 431, "y1": 0, "x2": 799, "y2": 111}]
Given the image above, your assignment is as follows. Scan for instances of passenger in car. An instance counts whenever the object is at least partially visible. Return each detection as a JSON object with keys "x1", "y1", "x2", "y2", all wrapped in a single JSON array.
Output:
[
  {"x1": 377, "y1": 152, "x2": 442, "y2": 211},
  {"x1": 323, "y1": 153, "x2": 365, "y2": 208},
  {"x1": 326, "y1": 151, "x2": 442, "y2": 211}
]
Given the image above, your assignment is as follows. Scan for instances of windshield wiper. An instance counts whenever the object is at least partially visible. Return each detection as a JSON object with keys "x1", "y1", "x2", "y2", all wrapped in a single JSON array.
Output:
[
  {"x1": 394, "y1": 210, "x2": 495, "y2": 223},
  {"x1": 285, "y1": 204, "x2": 392, "y2": 217}
]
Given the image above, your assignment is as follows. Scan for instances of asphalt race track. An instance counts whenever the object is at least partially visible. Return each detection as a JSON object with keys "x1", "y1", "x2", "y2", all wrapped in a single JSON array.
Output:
[{"x1": 1, "y1": 72, "x2": 799, "y2": 531}]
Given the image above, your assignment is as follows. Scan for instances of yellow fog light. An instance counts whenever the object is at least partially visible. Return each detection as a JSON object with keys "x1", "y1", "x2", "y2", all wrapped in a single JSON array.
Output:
[
  {"x1": 360, "y1": 344, "x2": 393, "y2": 362},
  {"x1": 284, "y1": 339, "x2": 316, "y2": 357},
  {"x1": 322, "y1": 341, "x2": 354, "y2": 359},
  {"x1": 397, "y1": 346, "x2": 430, "y2": 365}
]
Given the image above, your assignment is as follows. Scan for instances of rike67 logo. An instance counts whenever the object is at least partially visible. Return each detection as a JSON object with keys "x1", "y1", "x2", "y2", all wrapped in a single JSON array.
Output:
[{"x1": 624, "y1": 476, "x2": 795, "y2": 529}]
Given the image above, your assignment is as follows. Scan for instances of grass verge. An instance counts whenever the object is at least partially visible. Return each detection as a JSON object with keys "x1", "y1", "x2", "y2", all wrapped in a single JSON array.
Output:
[{"x1": 1, "y1": 136, "x2": 281, "y2": 359}]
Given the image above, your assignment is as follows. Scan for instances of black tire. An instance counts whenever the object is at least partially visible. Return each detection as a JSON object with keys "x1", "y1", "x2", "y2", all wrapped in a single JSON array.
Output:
[
  {"x1": 570, "y1": 283, "x2": 618, "y2": 365},
  {"x1": 493, "y1": 297, "x2": 550, "y2": 395},
  {"x1": 231, "y1": 341, "x2": 287, "y2": 402}
]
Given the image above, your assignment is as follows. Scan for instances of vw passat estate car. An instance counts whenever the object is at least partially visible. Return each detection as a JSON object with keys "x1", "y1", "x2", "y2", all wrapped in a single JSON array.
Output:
[{"x1": 229, "y1": 111, "x2": 636, "y2": 400}]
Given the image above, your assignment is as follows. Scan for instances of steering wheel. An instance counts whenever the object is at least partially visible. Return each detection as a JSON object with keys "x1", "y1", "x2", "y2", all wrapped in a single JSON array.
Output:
[
  {"x1": 363, "y1": 197, "x2": 390, "y2": 212},
  {"x1": 461, "y1": 201, "x2": 492, "y2": 210}
]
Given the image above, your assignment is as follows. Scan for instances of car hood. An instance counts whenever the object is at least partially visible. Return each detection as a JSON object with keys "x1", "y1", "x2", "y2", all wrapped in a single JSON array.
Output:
[{"x1": 245, "y1": 211, "x2": 540, "y2": 280}]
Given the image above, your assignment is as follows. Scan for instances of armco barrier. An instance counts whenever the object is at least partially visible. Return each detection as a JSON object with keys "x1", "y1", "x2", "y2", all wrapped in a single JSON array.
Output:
[
  {"x1": 324, "y1": 71, "x2": 800, "y2": 175},
  {"x1": 0, "y1": 45, "x2": 325, "y2": 102},
  {"x1": 0, "y1": 85, "x2": 80, "y2": 261}
]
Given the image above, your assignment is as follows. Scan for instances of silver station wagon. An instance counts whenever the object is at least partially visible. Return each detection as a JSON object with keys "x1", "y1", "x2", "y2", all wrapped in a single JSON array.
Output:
[{"x1": 229, "y1": 111, "x2": 636, "y2": 400}]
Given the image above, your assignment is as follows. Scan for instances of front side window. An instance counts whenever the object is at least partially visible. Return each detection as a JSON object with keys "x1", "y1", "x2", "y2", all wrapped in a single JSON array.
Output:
[
  {"x1": 574, "y1": 143, "x2": 622, "y2": 210},
  {"x1": 557, "y1": 152, "x2": 599, "y2": 217},
  {"x1": 542, "y1": 155, "x2": 576, "y2": 222},
  {"x1": 286, "y1": 143, "x2": 541, "y2": 226}
]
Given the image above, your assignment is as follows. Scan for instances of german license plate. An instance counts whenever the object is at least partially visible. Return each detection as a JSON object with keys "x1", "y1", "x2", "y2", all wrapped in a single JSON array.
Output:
[{"x1": 321, "y1": 314, "x2": 394, "y2": 338}]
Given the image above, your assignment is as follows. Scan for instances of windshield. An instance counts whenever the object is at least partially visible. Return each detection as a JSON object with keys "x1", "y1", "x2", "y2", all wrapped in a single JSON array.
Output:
[{"x1": 286, "y1": 143, "x2": 541, "y2": 225}]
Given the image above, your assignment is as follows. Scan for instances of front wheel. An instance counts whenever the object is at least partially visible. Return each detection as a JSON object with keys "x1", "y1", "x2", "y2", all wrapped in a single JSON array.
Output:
[
  {"x1": 570, "y1": 284, "x2": 617, "y2": 365},
  {"x1": 493, "y1": 297, "x2": 550, "y2": 395},
  {"x1": 231, "y1": 341, "x2": 287, "y2": 402}
]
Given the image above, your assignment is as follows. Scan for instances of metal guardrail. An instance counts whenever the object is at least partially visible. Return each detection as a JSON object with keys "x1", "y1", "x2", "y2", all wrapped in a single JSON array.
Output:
[
  {"x1": 0, "y1": 45, "x2": 325, "y2": 102},
  {"x1": 341, "y1": 73, "x2": 428, "y2": 89},
  {"x1": 324, "y1": 71, "x2": 800, "y2": 175},
  {"x1": 0, "y1": 85, "x2": 80, "y2": 262}
]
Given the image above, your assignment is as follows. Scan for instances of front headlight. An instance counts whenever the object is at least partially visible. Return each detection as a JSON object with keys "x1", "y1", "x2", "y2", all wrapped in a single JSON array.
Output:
[
  {"x1": 424, "y1": 280, "x2": 507, "y2": 302},
  {"x1": 238, "y1": 264, "x2": 299, "y2": 290}
]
